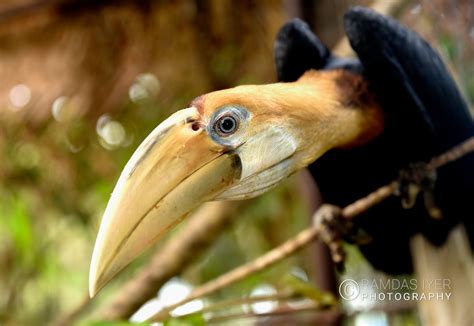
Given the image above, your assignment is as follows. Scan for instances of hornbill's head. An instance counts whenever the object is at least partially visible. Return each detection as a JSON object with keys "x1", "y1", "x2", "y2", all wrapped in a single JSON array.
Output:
[{"x1": 89, "y1": 69, "x2": 383, "y2": 297}]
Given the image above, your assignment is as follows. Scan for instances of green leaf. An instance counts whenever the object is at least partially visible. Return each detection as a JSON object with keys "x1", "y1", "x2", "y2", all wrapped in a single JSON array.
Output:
[
  {"x1": 164, "y1": 313, "x2": 206, "y2": 326},
  {"x1": 3, "y1": 194, "x2": 34, "y2": 266},
  {"x1": 282, "y1": 273, "x2": 337, "y2": 307}
]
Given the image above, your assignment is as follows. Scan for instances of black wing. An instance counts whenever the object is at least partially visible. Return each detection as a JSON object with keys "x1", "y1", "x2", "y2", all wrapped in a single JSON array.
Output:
[
  {"x1": 274, "y1": 8, "x2": 474, "y2": 274},
  {"x1": 344, "y1": 6, "x2": 473, "y2": 154},
  {"x1": 338, "y1": 6, "x2": 474, "y2": 272}
]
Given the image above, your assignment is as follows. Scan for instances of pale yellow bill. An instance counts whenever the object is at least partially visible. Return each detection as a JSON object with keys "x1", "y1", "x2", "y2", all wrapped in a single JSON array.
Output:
[{"x1": 89, "y1": 108, "x2": 241, "y2": 297}]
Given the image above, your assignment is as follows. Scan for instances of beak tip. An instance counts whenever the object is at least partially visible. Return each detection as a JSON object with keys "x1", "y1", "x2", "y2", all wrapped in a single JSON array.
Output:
[
  {"x1": 88, "y1": 251, "x2": 106, "y2": 298},
  {"x1": 88, "y1": 270, "x2": 106, "y2": 298},
  {"x1": 88, "y1": 246, "x2": 124, "y2": 298},
  {"x1": 88, "y1": 286, "x2": 97, "y2": 299},
  {"x1": 88, "y1": 269, "x2": 100, "y2": 298}
]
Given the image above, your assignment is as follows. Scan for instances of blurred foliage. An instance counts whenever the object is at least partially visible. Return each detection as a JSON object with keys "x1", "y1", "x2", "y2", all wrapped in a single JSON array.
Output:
[{"x1": 0, "y1": 0, "x2": 471, "y2": 325}]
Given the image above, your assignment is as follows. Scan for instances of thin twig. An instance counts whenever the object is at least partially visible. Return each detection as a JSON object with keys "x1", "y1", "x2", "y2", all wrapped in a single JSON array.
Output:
[
  {"x1": 207, "y1": 295, "x2": 415, "y2": 324},
  {"x1": 342, "y1": 182, "x2": 398, "y2": 219},
  {"x1": 428, "y1": 137, "x2": 474, "y2": 169},
  {"x1": 206, "y1": 304, "x2": 340, "y2": 324},
  {"x1": 148, "y1": 187, "x2": 390, "y2": 321},
  {"x1": 150, "y1": 227, "x2": 323, "y2": 321},
  {"x1": 174, "y1": 291, "x2": 296, "y2": 319}
]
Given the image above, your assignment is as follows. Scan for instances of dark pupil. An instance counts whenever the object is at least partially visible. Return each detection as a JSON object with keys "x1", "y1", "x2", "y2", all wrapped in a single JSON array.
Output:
[{"x1": 220, "y1": 117, "x2": 236, "y2": 133}]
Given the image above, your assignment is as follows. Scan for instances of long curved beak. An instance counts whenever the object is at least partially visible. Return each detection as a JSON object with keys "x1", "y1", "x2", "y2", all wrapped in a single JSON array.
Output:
[
  {"x1": 89, "y1": 70, "x2": 384, "y2": 297},
  {"x1": 89, "y1": 107, "x2": 241, "y2": 297}
]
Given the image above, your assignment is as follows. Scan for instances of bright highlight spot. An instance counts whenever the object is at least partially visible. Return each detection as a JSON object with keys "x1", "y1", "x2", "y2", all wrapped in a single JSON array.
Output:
[
  {"x1": 160, "y1": 278, "x2": 203, "y2": 317},
  {"x1": 250, "y1": 283, "x2": 278, "y2": 314},
  {"x1": 96, "y1": 115, "x2": 127, "y2": 149},
  {"x1": 51, "y1": 96, "x2": 69, "y2": 122},
  {"x1": 354, "y1": 311, "x2": 389, "y2": 326},
  {"x1": 129, "y1": 73, "x2": 160, "y2": 103},
  {"x1": 288, "y1": 267, "x2": 313, "y2": 308},
  {"x1": 410, "y1": 4, "x2": 421, "y2": 15},
  {"x1": 130, "y1": 278, "x2": 203, "y2": 322},
  {"x1": 9, "y1": 84, "x2": 31, "y2": 110},
  {"x1": 290, "y1": 266, "x2": 309, "y2": 281},
  {"x1": 130, "y1": 298, "x2": 163, "y2": 323}
]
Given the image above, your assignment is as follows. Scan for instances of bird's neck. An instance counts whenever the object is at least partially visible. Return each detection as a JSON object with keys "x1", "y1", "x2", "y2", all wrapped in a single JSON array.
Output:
[
  {"x1": 278, "y1": 69, "x2": 385, "y2": 168},
  {"x1": 202, "y1": 69, "x2": 384, "y2": 169}
]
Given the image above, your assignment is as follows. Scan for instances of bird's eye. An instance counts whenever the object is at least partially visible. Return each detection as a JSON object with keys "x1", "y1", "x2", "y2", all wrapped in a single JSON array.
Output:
[
  {"x1": 208, "y1": 105, "x2": 249, "y2": 146},
  {"x1": 214, "y1": 114, "x2": 239, "y2": 136}
]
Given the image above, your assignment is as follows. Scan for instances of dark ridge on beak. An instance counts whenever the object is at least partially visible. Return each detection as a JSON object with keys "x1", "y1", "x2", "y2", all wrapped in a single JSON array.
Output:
[{"x1": 127, "y1": 124, "x2": 173, "y2": 178}]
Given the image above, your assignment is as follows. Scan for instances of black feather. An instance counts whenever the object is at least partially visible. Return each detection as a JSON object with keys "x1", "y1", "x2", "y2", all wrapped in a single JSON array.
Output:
[
  {"x1": 274, "y1": 7, "x2": 474, "y2": 274},
  {"x1": 274, "y1": 18, "x2": 330, "y2": 82}
]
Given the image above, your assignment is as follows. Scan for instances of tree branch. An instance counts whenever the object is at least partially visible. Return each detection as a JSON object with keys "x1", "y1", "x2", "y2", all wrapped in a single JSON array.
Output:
[{"x1": 148, "y1": 183, "x2": 396, "y2": 321}]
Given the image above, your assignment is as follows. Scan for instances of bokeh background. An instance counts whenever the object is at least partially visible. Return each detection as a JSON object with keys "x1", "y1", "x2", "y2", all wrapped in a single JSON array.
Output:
[{"x1": 0, "y1": 0, "x2": 472, "y2": 325}]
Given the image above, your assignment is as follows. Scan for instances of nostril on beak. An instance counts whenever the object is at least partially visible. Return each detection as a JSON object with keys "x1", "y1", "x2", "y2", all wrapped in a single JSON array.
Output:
[{"x1": 191, "y1": 122, "x2": 200, "y2": 131}]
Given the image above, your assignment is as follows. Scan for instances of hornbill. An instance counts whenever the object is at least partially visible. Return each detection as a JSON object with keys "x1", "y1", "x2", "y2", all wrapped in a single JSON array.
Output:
[{"x1": 89, "y1": 7, "x2": 474, "y2": 297}]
